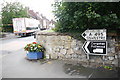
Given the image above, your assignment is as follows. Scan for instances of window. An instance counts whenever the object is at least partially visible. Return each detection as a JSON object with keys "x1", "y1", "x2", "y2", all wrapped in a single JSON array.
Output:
[{"x1": 26, "y1": 27, "x2": 38, "y2": 30}]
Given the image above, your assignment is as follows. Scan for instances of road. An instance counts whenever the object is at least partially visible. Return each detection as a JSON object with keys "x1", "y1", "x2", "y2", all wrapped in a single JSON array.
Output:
[
  {"x1": 0, "y1": 36, "x2": 35, "y2": 52},
  {"x1": 0, "y1": 36, "x2": 36, "y2": 78}
]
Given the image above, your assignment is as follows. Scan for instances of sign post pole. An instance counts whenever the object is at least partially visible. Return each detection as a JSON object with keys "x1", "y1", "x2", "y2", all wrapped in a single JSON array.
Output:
[
  {"x1": 87, "y1": 54, "x2": 89, "y2": 60},
  {"x1": 102, "y1": 55, "x2": 105, "y2": 65}
]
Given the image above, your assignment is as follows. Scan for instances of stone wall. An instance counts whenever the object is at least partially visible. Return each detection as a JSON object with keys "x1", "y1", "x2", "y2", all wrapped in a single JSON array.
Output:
[{"x1": 36, "y1": 32, "x2": 119, "y2": 68}]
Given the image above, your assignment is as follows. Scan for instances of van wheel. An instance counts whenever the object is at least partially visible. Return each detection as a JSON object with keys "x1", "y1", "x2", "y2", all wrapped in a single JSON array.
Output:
[{"x1": 33, "y1": 33, "x2": 36, "y2": 38}]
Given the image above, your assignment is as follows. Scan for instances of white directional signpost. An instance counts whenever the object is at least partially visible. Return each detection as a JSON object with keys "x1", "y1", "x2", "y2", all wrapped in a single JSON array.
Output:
[
  {"x1": 81, "y1": 29, "x2": 107, "y2": 59},
  {"x1": 81, "y1": 29, "x2": 106, "y2": 40}
]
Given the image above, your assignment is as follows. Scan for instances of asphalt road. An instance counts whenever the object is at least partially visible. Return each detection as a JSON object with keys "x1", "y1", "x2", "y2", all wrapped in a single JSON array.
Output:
[{"x1": 0, "y1": 36, "x2": 35, "y2": 78}]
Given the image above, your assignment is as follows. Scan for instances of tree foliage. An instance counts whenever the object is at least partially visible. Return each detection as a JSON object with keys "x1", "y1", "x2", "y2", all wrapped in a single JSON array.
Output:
[
  {"x1": 0, "y1": 18, "x2": 2, "y2": 26},
  {"x1": 1, "y1": 2, "x2": 28, "y2": 24},
  {"x1": 53, "y1": 2, "x2": 120, "y2": 32}
]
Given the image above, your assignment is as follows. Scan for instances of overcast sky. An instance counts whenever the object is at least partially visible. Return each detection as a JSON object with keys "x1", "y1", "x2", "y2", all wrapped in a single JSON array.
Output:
[{"x1": 0, "y1": 0, "x2": 55, "y2": 20}]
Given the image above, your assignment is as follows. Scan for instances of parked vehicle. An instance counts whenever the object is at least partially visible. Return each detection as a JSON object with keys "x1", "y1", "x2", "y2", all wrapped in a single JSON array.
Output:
[{"x1": 12, "y1": 18, "x2": 40, "y2": 37}]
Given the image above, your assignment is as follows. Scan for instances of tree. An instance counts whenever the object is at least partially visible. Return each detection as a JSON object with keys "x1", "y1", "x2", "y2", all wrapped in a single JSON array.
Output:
[
  {"x1": 53, "y1": 2, "x2": 120, "y2": 32},
  {"x1": 0, "y1": 18, "x2": 2, "y2": 32},
  {"x1": 1, "y1": 1, "x2": 28, "y2": 32},
  {"x1": 0, "y1": 18, "x2": 2, "y2": 26}
]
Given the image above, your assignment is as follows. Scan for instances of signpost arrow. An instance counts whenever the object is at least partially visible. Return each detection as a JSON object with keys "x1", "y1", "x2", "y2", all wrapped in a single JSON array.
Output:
[
  {"x1": 81, "y1": 29, "x2": 106, "y2": 40},
  {"x1": 82, "y1": 41, "x2": 107, "y2": 55},
  {"x1": 82, "y1": 41, "x2": 90, "y2": 53}
]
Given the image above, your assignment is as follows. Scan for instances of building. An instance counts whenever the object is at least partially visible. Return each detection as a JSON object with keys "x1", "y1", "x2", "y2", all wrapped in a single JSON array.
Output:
[{"x1": 27, "y1": 8, "x2": 55, "y2": 30}]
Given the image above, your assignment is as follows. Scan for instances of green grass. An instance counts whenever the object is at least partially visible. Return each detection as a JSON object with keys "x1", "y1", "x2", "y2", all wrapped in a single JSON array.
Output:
[{"x1": 103, "y1": 66, "x2": 113, "y2": 70}]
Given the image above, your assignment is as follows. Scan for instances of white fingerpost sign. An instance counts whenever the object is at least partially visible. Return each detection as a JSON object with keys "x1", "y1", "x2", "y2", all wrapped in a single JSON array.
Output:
[{"x1": 81, "y1": 29, "x2": 106, "y2": 40}]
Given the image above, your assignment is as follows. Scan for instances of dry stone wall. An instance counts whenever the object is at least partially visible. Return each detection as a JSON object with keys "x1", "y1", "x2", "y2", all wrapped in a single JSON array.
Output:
[{"x1": 36, "y1": 32, "x2": 119, "y2": 68}]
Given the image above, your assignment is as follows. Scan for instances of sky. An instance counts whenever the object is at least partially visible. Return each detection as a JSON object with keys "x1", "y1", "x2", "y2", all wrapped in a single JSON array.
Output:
[{"x1": 0, "y1": 0, "x2": 55, "y2": 20}]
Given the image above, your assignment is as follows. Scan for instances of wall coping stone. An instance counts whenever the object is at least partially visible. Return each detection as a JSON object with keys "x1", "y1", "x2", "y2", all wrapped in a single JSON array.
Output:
[
  {"x1": 37, "y1": 31, "x2": 119, "y2": 37},
  {"x1": 37, "y1": 32, "x2": 69, "y2": 36}
]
